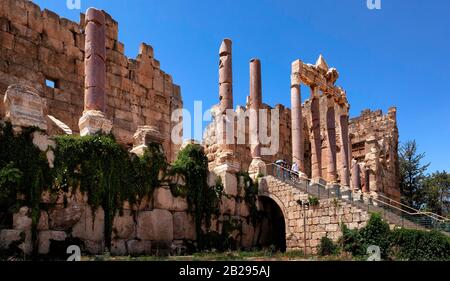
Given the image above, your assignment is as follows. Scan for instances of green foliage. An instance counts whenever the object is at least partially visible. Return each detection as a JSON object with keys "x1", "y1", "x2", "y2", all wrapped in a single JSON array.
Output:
[
  {"x1": 236, "y1": 172, "x2": 261, "y2": 226},
  {"x1": 399, "y1": 140, "x2": 430, "y2": 209},
  {"x1": 318, "y1": 236, "x2": 339, "y2": 256},
  {"x1": 0, "y1": 123, "x2": 52, "y2": 256},
  {"x1": 0, "y1": 162, "x2": 23, "y2": 206},
  {"x1": 340, "y1": 213, "x2": 450, "y2": 261},
  {"x1": 308, "y1": 196, "x2": 319, "y2": 206},
  {"x1": 339, "y1": 213, "x2": 390, "y2": 259},
  {"x1": 339, "y1": 224, "x2": 365, "y2": 256},
  {"x1": 359, "y1": 213, "x2": 391, "y2": 259},
  {"x1": 422, "y1": 171, "x2": 449, "y2": 216},
  {"x1": 171, "y1": 144, "x2": 223, "y2": 249},
  {"x1": 53, "y1": 134, "x2": 167, "y2": 248},
  {"x1": 390, "y1": 228, "x2": 450, "y2": 261}
]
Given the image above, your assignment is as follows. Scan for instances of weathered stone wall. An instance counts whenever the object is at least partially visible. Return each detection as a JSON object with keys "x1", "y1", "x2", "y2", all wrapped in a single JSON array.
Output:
[
  {"x1": 261, "y1": 176, "x2": 375, "y2": 254},
  {"x1": 0, "y1": 0, "x2": 182, "y2": 162},
  {"x1": 349, "y1": 108, "x2": 400, "y2": 202},
  {"x1": 0, "y1": 171, "x2": 262, "y2": 256}
]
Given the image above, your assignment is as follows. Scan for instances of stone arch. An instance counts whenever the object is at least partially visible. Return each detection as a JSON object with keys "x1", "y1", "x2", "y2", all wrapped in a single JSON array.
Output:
[
  {"x1": 258, "y1": 194, "x2": 287, "y2": 252},
  {"x1": 258, "y1": 176, "x2": 307, "y2": 251}
]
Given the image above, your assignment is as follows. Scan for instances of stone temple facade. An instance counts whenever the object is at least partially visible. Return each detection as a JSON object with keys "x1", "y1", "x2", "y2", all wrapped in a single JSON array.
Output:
[
  {"x1": 204, "y1": 41, "x2": 400, "y2": 202},
  {"x1": 0, "y1": 1, "x2": 402, "y2": 256}
]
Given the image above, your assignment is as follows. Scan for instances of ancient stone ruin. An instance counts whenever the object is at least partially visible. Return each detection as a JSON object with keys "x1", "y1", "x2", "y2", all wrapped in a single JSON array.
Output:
[{"x1": 0, "y1": 1, "x2": 403, "y2": 257}]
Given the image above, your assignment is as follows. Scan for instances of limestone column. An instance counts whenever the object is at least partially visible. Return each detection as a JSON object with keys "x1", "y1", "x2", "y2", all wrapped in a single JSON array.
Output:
[
  {"x1": 248, "y1": 58, "x2": 266, "y2": 177},
  {"x1": 351, "y1": 159, "x2": 361, "y2": 190},
  {"x1": 249, "y1": 58, "x2": 261, "y2": 158},
  {"x1": 310, "y1": 87, "x2": 322, "y2": 181},
  {"x1": 339, "y1": 112, "x2": 350, "y2": 187},
  {"x1": 325, "y1": 94, "x2": 337, "y2": 184},
  {"x1": 78, "y1": 8, "x2": 112, "y2": 136},
  {"x1": 291, "y1": 84, "x2": 305, "y2": 173},
  {"x1": 363, "y1": 167, "x2": 370, "y2": 193},
  {"x1": 219, "y1": 39, "x2": 233, "y2": 113}
]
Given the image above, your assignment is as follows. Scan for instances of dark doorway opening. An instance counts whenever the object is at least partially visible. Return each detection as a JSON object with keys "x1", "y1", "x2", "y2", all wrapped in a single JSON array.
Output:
[{"x1": 259, "y1": 196, "x2": 286, "y2": 252}]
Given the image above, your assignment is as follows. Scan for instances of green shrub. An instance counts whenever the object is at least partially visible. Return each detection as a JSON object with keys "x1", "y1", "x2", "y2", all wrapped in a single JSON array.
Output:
[
  {"x1": 339, "y1": 224, "x2": 365, "y2": 257},
  {"x1": 390, "y1": 228, "x2": 450, "y2": 261},
  {"x1": 359, "y1": 213, "x2": 391, "y2": 259},
  {"x1": 308, "y1": 196, "x2": 319, "y2": 206},
  {"x1": 318, "y1": 236, "x2": 339, "y2": 256}
]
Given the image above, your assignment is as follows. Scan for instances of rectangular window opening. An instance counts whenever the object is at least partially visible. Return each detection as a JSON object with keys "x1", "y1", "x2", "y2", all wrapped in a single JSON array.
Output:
[{"x1": 45, "y1": 78, "x2": 59, "y2": 89}]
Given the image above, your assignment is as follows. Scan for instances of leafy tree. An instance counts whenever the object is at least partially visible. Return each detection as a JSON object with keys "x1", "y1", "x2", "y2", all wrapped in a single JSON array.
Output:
[
  {"x1": 422, "y1": 171, "x2": 450, "y2": 216},
  {"x1": 399, "y1": 140, "x2": 430, "y2": 209}
]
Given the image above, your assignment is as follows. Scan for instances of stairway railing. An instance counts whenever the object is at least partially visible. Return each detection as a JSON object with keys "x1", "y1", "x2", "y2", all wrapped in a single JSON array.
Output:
[{"x1": 266, "y1": 163, "x2": 450, "y2": 234}]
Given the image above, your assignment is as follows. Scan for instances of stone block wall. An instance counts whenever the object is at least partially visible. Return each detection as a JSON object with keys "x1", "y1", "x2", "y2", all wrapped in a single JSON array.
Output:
[
  {"x1": 349, "y1": 108, "x2": 400, "y2": 202},
  {"x1": 0, "y1": 0, "x2": 182, "y2": 162}
]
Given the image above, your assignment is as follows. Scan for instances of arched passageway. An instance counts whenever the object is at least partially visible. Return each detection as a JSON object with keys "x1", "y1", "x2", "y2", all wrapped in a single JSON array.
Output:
[{"x1": 258, "y1": 196, "x2": 286, "y2": 252}]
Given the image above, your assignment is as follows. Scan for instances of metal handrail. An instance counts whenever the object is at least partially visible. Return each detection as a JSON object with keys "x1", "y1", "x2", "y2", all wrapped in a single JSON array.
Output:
[
  {"x1": 265, "y1": 163, "x2": 450, "y2": 232},
  {"x1": 375, "y1": 192, "x2": 450, "y2": 222}
]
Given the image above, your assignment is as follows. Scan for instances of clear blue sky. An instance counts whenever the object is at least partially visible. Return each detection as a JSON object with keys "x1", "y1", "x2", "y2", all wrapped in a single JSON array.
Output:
[{"x1": 33, "y1": 0, "x2": 450, "y2": 173}]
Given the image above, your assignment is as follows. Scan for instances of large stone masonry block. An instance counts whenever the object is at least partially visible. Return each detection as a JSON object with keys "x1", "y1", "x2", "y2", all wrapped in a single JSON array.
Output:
[
  {"x1": 221, "y1": 172, "x2": 238, "y2": 197},
  {"x1": 153, "y1": 187, "x2": 188, "y2": 212},
  {"x1": 137, "y1": 209, "x2": 173, "y2": 241},
  {"x1": 111, "y1": 239, "x2": 127, "y2": 256},
  {"x1": 72, "y1": 205, "x2": 104, "y2": 242},
  {"x1": 173, "y1": 212, "x2": 196, "y2": 241},
  {"x1": 3, "y1": 84, "x2": 47, "y2": 131},
  {"x1": 112, "y1": 210, "x2": 135, "y2": 239}
]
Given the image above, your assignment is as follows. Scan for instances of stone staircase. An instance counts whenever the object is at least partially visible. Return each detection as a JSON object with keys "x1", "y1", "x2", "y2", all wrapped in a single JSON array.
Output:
[{"x1": 265, "y1": 168, "x2": 450, "y2": 236}]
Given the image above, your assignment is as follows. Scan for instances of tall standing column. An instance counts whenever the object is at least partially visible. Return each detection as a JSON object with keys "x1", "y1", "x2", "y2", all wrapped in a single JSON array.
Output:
[
  {"x1": 219, "y1": 39, "x2": 233, "y2": 113},
  {"x1": 249, "y1": 58, "x2": 261, "y2": 159},
  {"x1": 351, "y1": 159, "x2": 361, "y2": 190},
  {"x1": 310, "y1": 87, "x2": 322, "y2": 181},
  {"x1": 291, "y1": 85, "x2": 304, "y2": 173},
  {"x1": 79, "y1": 8, "x2": 112, "y2": 136},
  {"x1": 248, "y1": 58, "x2": 266, "y2": 177},
  {"x1": 339, "y1": 112, "x2": 350, "y2": 187},
  {"x1": 363, "y1": 167, "x2": 371, "y2": 193},
  {"x1": 325, "y1": 95, "x2": 337, "y2": 184}
]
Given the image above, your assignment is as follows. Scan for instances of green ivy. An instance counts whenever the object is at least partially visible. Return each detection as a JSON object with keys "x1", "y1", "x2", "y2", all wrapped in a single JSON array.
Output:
[
  {"x1": 53, "y1": 134, "x2": 167, "y2": 249},
  {"x1": 0, "y1": 122, "x2": 52, "y2": 257},
  {"x1": 170, "y1": 144, "x2": 223, "y2": 249},
  {"x1": 236, "y1": 172, "x2": 261, "y2": 227}
]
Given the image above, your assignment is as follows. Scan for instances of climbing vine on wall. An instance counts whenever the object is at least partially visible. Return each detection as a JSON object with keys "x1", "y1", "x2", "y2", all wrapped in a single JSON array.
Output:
[
  {"x1": 0, "y1": 122, "x2": 52, "y2": 256},
  {"x1": 53, "y1": 134, "x2": 167, "y2": 249},
  {"x1": 170, "y1": 144, "x2": 224, "y2": 249},
  {"x1": 236, "y1": 171, "x2": 262, "y2": 227}
]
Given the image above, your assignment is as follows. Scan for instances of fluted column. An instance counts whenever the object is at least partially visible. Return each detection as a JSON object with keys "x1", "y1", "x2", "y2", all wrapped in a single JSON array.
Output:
[
  {"x1": 325, "y1": 95, "x2": 337, "y2": 183},
  {"x1": 310, "y1": 87, "x2": 322, "y2": 181},
  {"x1": 339, "y1": 113, "x2": 350, "y2": 187}
]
